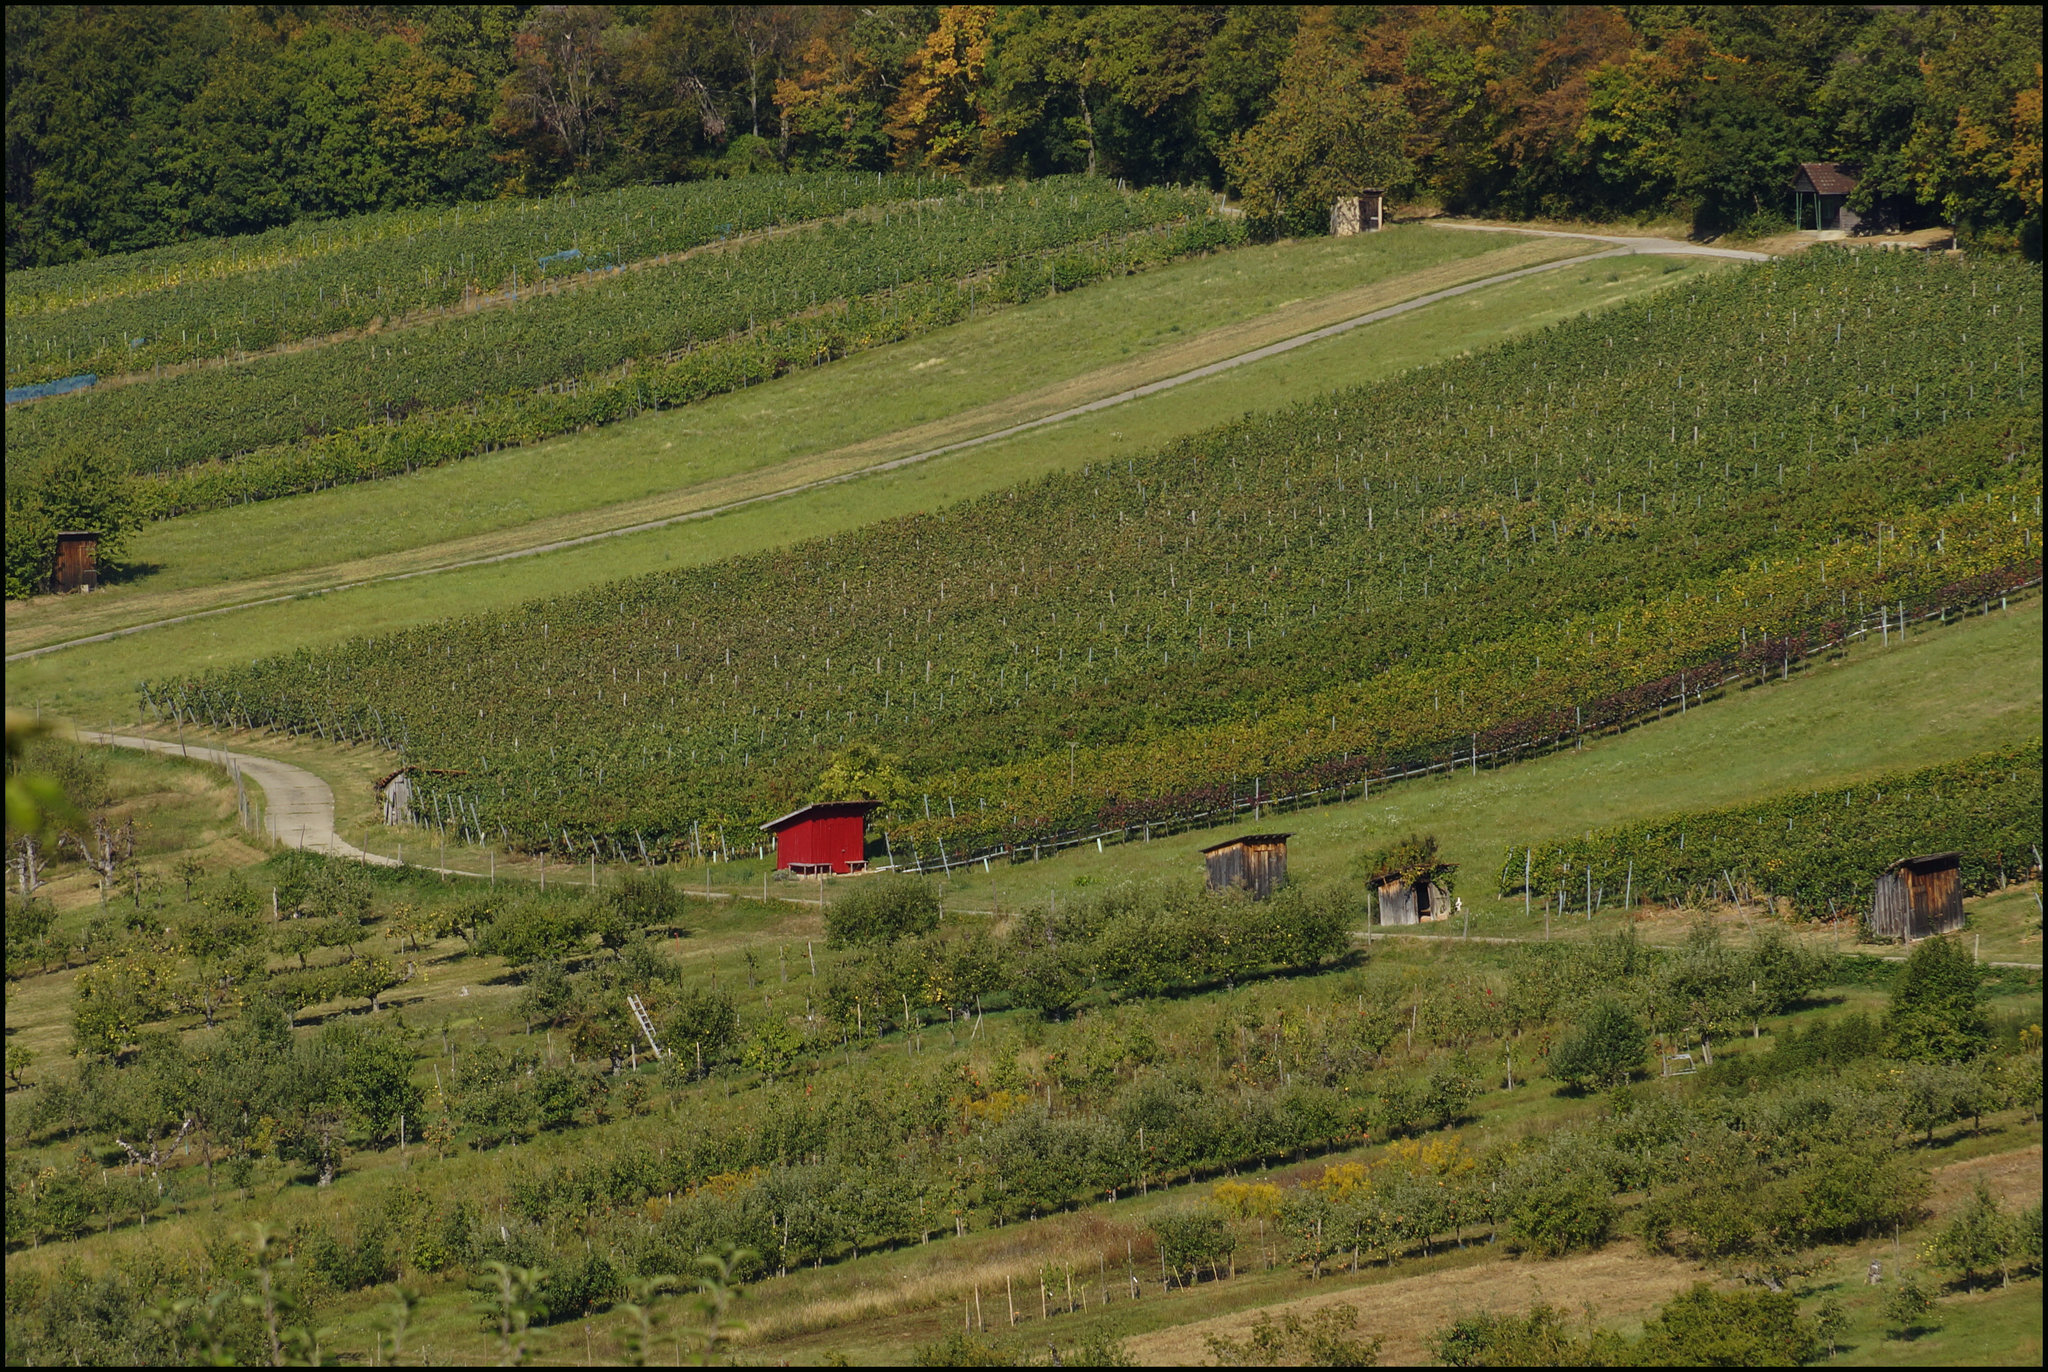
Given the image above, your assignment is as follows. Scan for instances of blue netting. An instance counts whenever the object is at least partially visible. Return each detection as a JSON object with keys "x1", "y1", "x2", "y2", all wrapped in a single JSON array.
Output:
[
  {"x1": 5, "y1": 373, "x2": 97, "y2": 405},
  {"x1": 535, "y1": 247, "x2": 583, "y2": 271}
]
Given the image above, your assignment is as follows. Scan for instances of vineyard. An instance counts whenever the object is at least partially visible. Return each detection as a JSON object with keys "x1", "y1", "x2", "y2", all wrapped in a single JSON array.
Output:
[
  {"x1": 4, "y1": 172, "x2": 941, "y2": 383},
  {"x1": 5, "y1": 178, "x2": 1234, "y2": 513},
  {"x1": 147, "y1": 248, "x2": 2043, "y2": 864},
  {"x1": 1500, "y1": 740, "x2": 2043, "y2": 920}
]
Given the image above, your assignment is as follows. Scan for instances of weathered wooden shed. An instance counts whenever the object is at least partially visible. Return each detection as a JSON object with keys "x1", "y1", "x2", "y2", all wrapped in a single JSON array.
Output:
[
  {"x1": 1203, "y1": 833, "x2": 1290, "y2": 899},
  {"x1": 1331, "y1": 192, "x2": 1385, "y2": 236},
  {"x1": 1792, "y1": 163, "x2": 1860, "y2": 232},
  {"x1": 1376, "y1": 878, "x2": 1450, "y2": 926},
  {"x1": 54, "y1": 531, "x2": 99, "y2": 592},
  {"x1": 1870, "y1": 851, "x2": 1965, "y2": 942},
  {"x1": 762, "y1": 800, "x2": 879, "y2": 875}
]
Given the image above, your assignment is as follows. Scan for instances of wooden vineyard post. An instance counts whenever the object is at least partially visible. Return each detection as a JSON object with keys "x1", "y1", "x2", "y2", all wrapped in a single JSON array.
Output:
[
  {"x1": 1006, "y1": 1276, "x2": 1015, "y2": 1326},
  {"x1": 1524, "y1": 849, "x2": 1532, "y2": 921}
]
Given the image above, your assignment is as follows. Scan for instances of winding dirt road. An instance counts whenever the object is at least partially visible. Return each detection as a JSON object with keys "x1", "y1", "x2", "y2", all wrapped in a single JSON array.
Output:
[{"x1": 77, "y1": 729, "x2": 397, "y2": 867}]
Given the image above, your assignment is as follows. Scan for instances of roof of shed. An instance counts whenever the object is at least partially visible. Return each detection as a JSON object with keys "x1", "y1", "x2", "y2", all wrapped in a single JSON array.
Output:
[
  {"x1": 760, "y1": 799, "x2": 882, "y2": 833},
  {"x1": 1883, "y1": 851, "x2": 1961, "y2": 875},
  {"x1": 1201, "y1": 833, "x2": 1292, "y2": 854},
  {"x1": 1794, "y1": 162, "x2": 1859, "y2": 195}
]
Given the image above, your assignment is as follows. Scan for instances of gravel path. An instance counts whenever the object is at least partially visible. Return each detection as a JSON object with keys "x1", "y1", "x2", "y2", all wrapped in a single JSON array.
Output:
[
  {"x1": 1426, "y1": 219, "x2": 1774, "y2": 261},
  {"x1": 77, "y1": 729, "x2": 398, "y2": 867}
]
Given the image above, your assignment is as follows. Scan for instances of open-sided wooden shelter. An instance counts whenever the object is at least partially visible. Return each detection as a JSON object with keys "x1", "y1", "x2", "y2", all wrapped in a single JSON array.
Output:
[
  {"x1": 1870, "y1": 851, "x2": 1965, "y2": 942},
  {"x1": 1376, "y1": 878, "x2": 1450, "y2": 926},
  {"x1": 1330, "y1": 192, "x2": 1384, "y2": 236},
  {"x1": 1203, "y1": 834, "x2": 1290, "y2": 899}
]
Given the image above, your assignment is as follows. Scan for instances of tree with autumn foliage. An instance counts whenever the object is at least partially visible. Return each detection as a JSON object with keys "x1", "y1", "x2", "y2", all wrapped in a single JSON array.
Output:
[
  {"x1": 1222, "y1": 9, "x2": 1413, "y2": 235},
  {"x1": 884, "y1": 5, "x2": 1000, "y2": 173}
]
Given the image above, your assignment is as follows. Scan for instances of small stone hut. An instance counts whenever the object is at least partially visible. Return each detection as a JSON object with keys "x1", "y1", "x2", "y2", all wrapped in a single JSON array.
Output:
[
  {"x1": 1870, "y1": 851, "x2": 1965, "y2": 942},
  {"x1": 1203, "y1": 834, "x2": 1291, "y2": 900},
  {"x1": 1330, "y1": 192, "x2": 1384, "y2": 236}
]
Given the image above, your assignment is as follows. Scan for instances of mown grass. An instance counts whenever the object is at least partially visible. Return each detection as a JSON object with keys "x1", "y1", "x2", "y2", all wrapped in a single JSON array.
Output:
[
  {"x1": 104, "y1": 227, "x2": 1527, "y2": 593},
  {"x1": 6, "y1": 252, "x2": 1727, "y2": 720},
  {"x1": 906, "y1": 599, "x2": 2044, "y2": 944}
]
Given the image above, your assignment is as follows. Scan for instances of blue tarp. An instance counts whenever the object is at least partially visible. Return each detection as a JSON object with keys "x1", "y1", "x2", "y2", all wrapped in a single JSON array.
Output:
[{"x1": 6, "y1": 373, "x2": 97, "y2": 405}]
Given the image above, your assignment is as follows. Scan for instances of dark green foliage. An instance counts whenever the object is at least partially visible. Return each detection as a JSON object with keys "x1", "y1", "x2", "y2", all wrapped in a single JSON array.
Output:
[
  {"x1": 1359, "y1": 833, "x2": 1456, "y2": 891},
  {"x1": 1432, "y1": 1304, "x2": 1608, "y2": 1367},
  {"x1": 1204, "y1": 1304, "x2": 1380, "y2": 1366},
  {"x1": 304, "y1": 1219, "x2": 396, "y2": 1293},
  {"x1": 1879, "y1": 1272, "x2": 1940, "y2": 1339},
  {"x1": 1885, "y1": 935, "x2": 1993, "y2": 1063},
  {"x1": 541, "y1": 1250, "x2": 623, "y2": 1322},
  {"x1": 1547, "y1": 999, "x2": 1645, "y2": 1092},
  {"x1": 2, "y1": 444, "x2": 139, "y2": 598},
  {"x1": 477, "y1": 897, "x2": 589, "y2": 967},
  {"x1": 911, "y1": 1332, "x2": 1016, "y2": 1366},
  {"x1": 825, "y1": 874, "x2": 941, "y2": 947},
  {"x1": 1926, "y1": 1180, "x2": 2031, "y2": 1289},
  {"x1": 591, "y1": 870, "x2": 684, "y2": 952},
  {"x1": 1506, "y1": 742, "x2": 2043, "y2": 919},
  {"x1": 1503, "y1": 1173, "x2": 1614, "y2": 1258},
  {"x1": 665, "y1": 984, "x2": 738, "y2": 1060},
  {"x1": 1149, "y1": 1204, "x2": 1236, "y2": 1284},
  {"x1": 1628, "y1": 1283, "x2": 1819, "y2": 1367}
]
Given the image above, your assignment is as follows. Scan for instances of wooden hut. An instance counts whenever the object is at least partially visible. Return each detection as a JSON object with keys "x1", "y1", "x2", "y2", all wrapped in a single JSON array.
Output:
[
  {"x1": 1203, "y1": 834, "x2": 1290, "y2": 899},
  {"x1": 1330, "y1": 192, "x2": 1385, "y2": 236},
  {"x1": 761, "y1": 800, "x2": 879, "y2": 875},
  {"x1": 1792, "y1": 163, "x2": 1861, "y2": 232},
  {"x1": 1376, "y1": 877, "x2": 1451, "y2": 926},
  {"x1": 374, "y1": 766, "x2": 469, "y2": 825},
  {"x1": 1870, "y1": 852, "x2": 1965, "y2": 942},
  {"x1": 53, "y1": 531, "x2": 99, "y2": 592}
]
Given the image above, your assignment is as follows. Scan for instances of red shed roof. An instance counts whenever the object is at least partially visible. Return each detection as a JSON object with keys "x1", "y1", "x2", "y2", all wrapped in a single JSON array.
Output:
[
  {"x1": 760, "y1": 800, "x2": 882, "y2": 833},
  {"x1": 1793, "y1": 162, "x2": 1858, "y2": 196}
]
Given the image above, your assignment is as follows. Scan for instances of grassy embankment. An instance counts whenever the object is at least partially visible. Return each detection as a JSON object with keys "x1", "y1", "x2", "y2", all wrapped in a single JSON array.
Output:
[{"x1": 3, "y1": 244, "x2": 1719, "y2": 678}]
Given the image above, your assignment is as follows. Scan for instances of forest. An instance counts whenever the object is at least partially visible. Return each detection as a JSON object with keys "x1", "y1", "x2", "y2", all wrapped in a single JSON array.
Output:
[{"x1": 6, "y1": 4, "x2": 2042, "y2": 271}]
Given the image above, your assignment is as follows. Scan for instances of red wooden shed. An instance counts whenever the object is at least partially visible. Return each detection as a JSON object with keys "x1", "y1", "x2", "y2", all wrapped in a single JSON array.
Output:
[{"x1": 761, "y1": 801, "x2": 880, "y2": 875}]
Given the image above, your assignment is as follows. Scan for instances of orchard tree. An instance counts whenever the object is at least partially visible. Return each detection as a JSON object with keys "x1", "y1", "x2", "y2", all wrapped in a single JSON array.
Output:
[
  {"x1": 1548, "y1": 999, "x2": 1647, "y2": 1092},
  {"x1": 1885, "y1": 936, "x2": 1991, "y2": 1063}
]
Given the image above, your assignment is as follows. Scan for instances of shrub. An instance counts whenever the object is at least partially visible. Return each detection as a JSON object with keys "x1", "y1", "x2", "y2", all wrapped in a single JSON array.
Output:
[
  {"x1": 1432, "y1": 1304, "x2": 1606, "y2": 1367},
  {"x1": 910, "y1": 1332, "x2": 1014, "y2": 1366},
  {"x1": 1149, "y1": 1204, "x2": 1236, "y2": 1285},
  {"x1": 1884, "y1": 936, "x2": 1992, "y2": 1063},
  {"x1": 825, "y1": 875, "x2": 940, "y2": 946},
  {"x1": 1879, "y1": 1272, "x2": 1939, "y2": 1340},
  {"x1": 1205, "y1": 1305, "x2": 1381, "y2": 1366},
  {"x1": 1504, "y1": 1174, "x2": 1614, "y2": 1257},
  {"x1": 1629, "y1": 1283, "x2": 1818, "y2": 1367},
  {"x1": 1547, "y1": 999, "x2": 1646, "y2": 1092}
]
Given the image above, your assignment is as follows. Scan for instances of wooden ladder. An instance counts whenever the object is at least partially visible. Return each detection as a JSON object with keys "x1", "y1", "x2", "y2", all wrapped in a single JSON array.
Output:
[{"x1": 626, "y1": 993, "x2": 663, "y2": 1060}]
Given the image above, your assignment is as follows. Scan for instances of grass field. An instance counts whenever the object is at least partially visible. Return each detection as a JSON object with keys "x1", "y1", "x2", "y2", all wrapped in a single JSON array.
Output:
[
  {"x1": 862, "y1": 598, "x2": 2045, "y2": 940},
  {"x1": 3, "y1": 250, "x2": 1726, "y2": 714}
]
